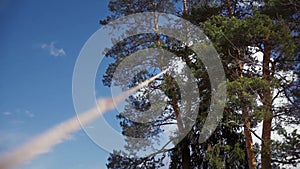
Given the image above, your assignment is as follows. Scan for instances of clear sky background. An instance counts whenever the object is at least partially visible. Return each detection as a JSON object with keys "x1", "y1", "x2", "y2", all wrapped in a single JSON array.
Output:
[{"x1": 0, "y1": 0, "x2": 113, "y2": 168}]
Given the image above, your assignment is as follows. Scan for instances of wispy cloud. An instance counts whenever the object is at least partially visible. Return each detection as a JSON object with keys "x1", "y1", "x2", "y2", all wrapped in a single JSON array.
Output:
[
  {"x1": 0, "y1": 130, "x2": 30, "y2": 153},
  {"x1": 64, "y1": 135, "x2": 76, "y2": 141},
  {"x1": 2, "y1": 112, "x2": 11, "y2": 116},
  {"x1": 41, "y1": 42, "x2": 66, "y2": 57},
  {"x1": 2, "y1": 109, "x2": 35, "y2": 119},
  {"x1": 24, "y1": 110, "x2": 35, "y2": 118}
]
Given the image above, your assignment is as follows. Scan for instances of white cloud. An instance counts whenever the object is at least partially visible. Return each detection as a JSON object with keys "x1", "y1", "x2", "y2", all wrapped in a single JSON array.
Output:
[
  {"x1": 64, "y1": 134, "x2": 76, "y2": 141},
  {"x1": 2, "y1": 109, "x2": 35, "y2": 119},
  {"x1": 41, "y1": 42, "x2": 66, "y2": 57},
  {"x1": 25, "y1": 110, "x2": 35, "y2": 118},
  {"x1": 0, "y1": 130, "x2": 30, "y2": 153},
  {"x1": 2, "y1": 111, "x2": 12, "y2": 116}
]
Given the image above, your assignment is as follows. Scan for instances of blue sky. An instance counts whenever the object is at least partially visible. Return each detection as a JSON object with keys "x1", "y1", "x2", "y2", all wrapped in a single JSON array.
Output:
[{"x1": 0, "y1": 0, "x2": 114, "y2": 168}]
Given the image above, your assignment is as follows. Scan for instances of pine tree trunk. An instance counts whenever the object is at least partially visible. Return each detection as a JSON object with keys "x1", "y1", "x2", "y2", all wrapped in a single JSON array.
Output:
[
  {"x1": 154, "y1": 4, "x2": 191, "y2": 167},
  {"x1": 242, "y1": 107, "x2": 257, "y2": 169},
  {"x1": 172, "y1": 98, "x2": 190, "y2": 169},
  {"x1": 258, "y1": 2, "x2": 272, "y2": 168},
  {"x1": 236, "y1": 42, "x2": 257, "y2": 169},
  {"x1": 225, "y1": 0, "x2": 234, "y2": 18},
  {"x1": 181, "y1": 137, "x2": 191, "y2": 169},
  {"x1": 180, "y1": 1, "x2": 191, "y2": 168},
  {"x1": 183, "y1": 0, "x2": 188, "y2": 14},
  {"x1": 261, "y1": 43, "x2": 273, "y2": 169}
]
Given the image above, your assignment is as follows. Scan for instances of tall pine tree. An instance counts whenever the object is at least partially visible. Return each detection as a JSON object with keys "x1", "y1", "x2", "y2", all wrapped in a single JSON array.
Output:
[{"x1": 99, "y1": 0, "x2": 300, "y2": 168}]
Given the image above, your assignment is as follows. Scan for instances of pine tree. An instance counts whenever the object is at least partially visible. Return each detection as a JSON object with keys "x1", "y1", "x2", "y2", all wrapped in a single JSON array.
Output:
[
  {"x1": 100, "y1": 0, "x2": 300, "y2": 168},
  {"x1": 201, "y1": 0, "x2": 299, "y2": 168}
]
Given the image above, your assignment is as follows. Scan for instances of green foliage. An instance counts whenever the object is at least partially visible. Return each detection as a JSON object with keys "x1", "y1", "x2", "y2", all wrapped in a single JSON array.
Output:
[
  {"x1": 107, "y1": 150, "x2": 167, "y2": 169},
  {"x1": 100, "y1": 0, "x2": 300, "y2": 168},
  {"x1": 272, "y1": 128, "x2": 300, "y2": 167},
  {"x1": 205, "y1": 143, "x2": 246, "y2": 168}
]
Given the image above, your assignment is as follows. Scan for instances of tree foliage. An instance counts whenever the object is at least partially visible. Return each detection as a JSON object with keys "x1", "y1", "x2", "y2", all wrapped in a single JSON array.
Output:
[{"x1": 99, "y1": 0, "x2": 300, "y2": 168}]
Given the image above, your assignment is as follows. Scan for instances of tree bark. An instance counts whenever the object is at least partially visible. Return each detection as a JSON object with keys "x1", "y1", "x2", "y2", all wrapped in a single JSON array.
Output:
[
  {"x1": 180, "y1": 137, "x2": 191, "y2": 169},
  {"x1": 175, "y1": 1, "x2": 190, "y2": 168},
  {"x1": 171, "y1": 85, "x2": 190, "y2": 169},
  {"x1": 183, "y1": 0, "x2": 188, "y2": 14},
  {"x1": 226, "y1": 0, "x2": 234, "y2": 18},
  {"x1": 236, "y1": 40, "x2": 257, "y2": 169},
  {"x1": 242, "y1": 107, "x2": 257, "y2": 169},
  {"x1": 261, "y1": 43, "x2": 273, "y2": 169}
]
